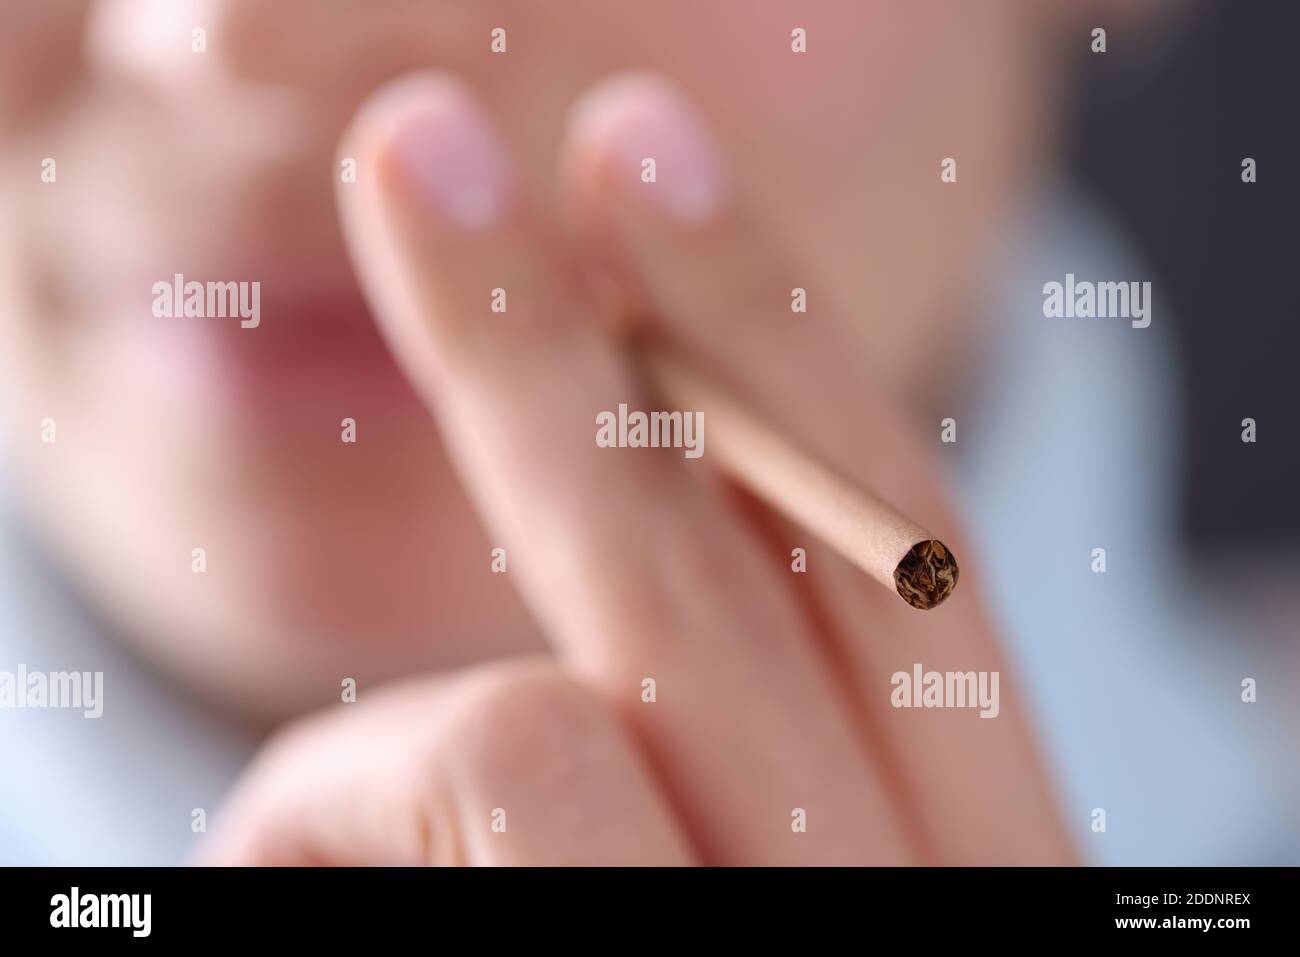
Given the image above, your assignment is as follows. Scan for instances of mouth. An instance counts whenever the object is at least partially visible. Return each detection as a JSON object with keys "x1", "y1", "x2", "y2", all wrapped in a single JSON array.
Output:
[
  {"x1": 84, "y1": 262, "x2": 428, "y2": 432},
  {"x1": 212, "y1": 277, "x2": 425, "y2": 421}
]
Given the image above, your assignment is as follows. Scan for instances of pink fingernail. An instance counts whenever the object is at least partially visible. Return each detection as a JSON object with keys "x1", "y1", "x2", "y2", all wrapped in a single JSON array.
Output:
[
  {"x1": 388, "y1": 78, "x2": 513, "y2": 231},
  {"x1": 569, "y1": 74, "x2": 728, "y2": 225}
]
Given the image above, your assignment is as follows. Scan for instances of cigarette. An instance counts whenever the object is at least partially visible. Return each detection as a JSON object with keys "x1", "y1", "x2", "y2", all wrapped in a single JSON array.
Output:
[{"x1": 643, "y1": 348, "x2": 959, "y2": 610}]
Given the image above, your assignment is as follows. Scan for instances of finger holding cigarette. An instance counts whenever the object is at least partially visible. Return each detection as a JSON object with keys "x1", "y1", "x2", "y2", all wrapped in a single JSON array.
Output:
[
  {"x1": 563, "y1": 74, "x2": 962, "y2": 610},
  {"x1": 337, "y1": 73, "x2": 916, "y2": 864},
  {"x1": 563, "y1": 72, "x2": 1073, "y2": 865}
]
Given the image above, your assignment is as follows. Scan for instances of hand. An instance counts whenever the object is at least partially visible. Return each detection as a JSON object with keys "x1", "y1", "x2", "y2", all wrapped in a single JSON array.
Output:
[{"x1": 204, "y1": 73, "x2": 1073, "y2": 866}]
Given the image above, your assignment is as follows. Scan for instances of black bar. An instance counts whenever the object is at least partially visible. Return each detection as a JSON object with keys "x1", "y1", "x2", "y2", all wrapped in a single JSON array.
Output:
[{"x1": 0, "y1": 866, "x2": 1286, "y2": 944}]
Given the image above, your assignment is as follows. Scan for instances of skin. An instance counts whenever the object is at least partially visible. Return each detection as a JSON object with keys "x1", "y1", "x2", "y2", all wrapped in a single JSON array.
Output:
[{"x1": 0, "y1": 1, "x2": 1099, "y2": 864}]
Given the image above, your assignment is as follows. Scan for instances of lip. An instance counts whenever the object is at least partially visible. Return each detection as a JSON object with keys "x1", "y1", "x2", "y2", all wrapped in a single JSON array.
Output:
[
  {"x1": 90, "y1": 263, "x2": 430, "y2": 430},
  {"x1": 210, "y1": 280, "x2": 428, "y2": 422},
  {"x1": 235, "y1": 280, "x2": 400, "y2": 373}
]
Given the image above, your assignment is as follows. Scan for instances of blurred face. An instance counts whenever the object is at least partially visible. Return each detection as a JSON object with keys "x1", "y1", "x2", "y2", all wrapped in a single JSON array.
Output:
[{"x1": 0, "y1": 0, "x2": 1056, "y2": 719}]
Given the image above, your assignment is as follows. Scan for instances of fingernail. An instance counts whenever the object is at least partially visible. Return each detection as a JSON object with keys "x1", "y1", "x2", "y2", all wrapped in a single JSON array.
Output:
[
  {"x1": 568, "y1": 74, "x2": 728, "y2": 225},
  {"x1": 387, "y1": 77, "x2": 513, "y2": 231}
]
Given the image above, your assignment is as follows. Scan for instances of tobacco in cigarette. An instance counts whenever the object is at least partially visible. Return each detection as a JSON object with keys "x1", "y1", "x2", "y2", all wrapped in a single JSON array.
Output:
[{"x1": 893, "y1": 539, "x2": 959, "y2": 611}]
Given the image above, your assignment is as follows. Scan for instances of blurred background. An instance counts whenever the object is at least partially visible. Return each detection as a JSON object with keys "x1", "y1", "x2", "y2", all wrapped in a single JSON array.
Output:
[{"x1": 1067, "y1": 0, "x2": 1300, "y2": 557}]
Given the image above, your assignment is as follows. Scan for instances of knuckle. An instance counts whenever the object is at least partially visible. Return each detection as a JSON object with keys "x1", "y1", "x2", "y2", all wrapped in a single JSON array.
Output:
[{"x1": 442, "y1": 661, "x2": 616, "y2": 789}]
